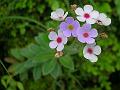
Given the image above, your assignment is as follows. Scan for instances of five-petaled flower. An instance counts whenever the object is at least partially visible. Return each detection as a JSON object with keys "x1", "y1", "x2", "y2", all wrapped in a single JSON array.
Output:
[
  {"x1": 96, "y1": 13, "x2": 111, "y2": 26},
  {"x1": 77, "y1": 23, "x2": 98, "y2": 44},
  {"x1": 83, "y1": 43, "x2": 101, "y2": 62},
  {"x1": 48, "y1": 30, "x2": 68, "y2": 51},
  {"x1": 51, "y1": 8, "x2": 68, "y2": 21},
  {"x1": 75, "y1": 5, "x2": 99, "y2": 24},
  {"x1": 60, "y1": 17, "x2": 80, "y2": 37}
]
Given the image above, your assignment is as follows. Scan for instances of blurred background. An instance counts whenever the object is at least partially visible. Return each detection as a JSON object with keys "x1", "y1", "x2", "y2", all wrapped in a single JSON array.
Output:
[{"x1": 0, "y1": 0, "x2": 120, "y2": 90}]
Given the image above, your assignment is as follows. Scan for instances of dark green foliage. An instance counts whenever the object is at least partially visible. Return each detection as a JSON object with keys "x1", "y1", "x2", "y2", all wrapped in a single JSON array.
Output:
[{"x1": 0, "y1": 0, "x2": 120, "y2": 90}]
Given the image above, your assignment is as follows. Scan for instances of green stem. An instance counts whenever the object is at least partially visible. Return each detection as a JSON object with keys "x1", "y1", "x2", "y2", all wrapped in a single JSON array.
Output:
[
  {"x1": 0, "y1": 60, "x2": 12, "y2": 78},
  {"x1": 0, "y1": 16, "x2": 48, "y2": 30},
  {"x1": 70, "y1": 74, "x2": 84, "y2": 90}
]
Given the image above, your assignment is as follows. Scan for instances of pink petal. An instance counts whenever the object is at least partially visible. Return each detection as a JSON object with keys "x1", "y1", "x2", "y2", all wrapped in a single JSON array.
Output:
[
  {"x1": 78, "y1": 36, "x2": 86, "y2": 43},
  {"x1": 75, "y1": 7, "x2": 84, "y2": 16},
  {"x1": 86, "y1": 18, "x2": 96, "y2": 24},
  {"x1": 49, "y1": 41, "x2": 58, "y2": 49},
  {"x1": 89, "y1": 29, "x2": 98, "y2": 37},
  {"x1": 63, "y1": 30, "x2": 71, "y2": 37},
  {"x1": 48, "y1": 32, "x2": 57, "y2": 40},
  {"x1": 93, "y1": 45, "x2": 101, "y2": 55},
  {"x1": 76, "y1": 16, "x2": 86, "y2": 22},
  {"x1": 84, "y1": 53, "x2": 98, "y2": 62},
  {"x1": 90, "y1": 10, "x2": 99, "y2": 19},
  {"x1": 56, "y1": 44, "x2": 64, "y2": 51},
  {"x1": 86, "y1": 38, "x2": 95, "y2": 44},
  {"x1": 56, "y1": 8, "x2": 64, "y2": 17},
  {"x1": 84, "y1": 5, "x2": 93, "y2": 13}
]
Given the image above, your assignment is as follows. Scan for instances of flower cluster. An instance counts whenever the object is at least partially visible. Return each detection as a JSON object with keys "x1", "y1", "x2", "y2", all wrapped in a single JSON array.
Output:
[{"x1": 49, "y1": 5, "x2": 111, "y2": 62}]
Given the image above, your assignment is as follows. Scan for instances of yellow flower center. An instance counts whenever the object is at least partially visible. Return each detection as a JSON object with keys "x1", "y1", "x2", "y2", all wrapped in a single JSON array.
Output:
[{"x1": 68, "y1": 24, "x2": 74, "y2": 30}]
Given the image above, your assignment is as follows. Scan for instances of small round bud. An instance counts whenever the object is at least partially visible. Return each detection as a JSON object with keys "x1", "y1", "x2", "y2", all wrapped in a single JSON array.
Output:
[
  {"x1": 55, "y1": 51, "x2": 64, "y2": 58},
  {"x1": 71, "y1": 4, "x2": 77, "y2": 11},
  {"x1": 47, "y1": 28, "x2": 55, "y2": 32},
  {"x1": 99, "y1": 32, "x2": 108, "y2": 39}
]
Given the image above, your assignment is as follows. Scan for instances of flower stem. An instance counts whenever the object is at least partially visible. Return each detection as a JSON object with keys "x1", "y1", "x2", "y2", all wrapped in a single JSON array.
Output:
[
  {"x1": 0, "y1": 16, "x2": 48, "y2": 30},
  {"x1": 0, "y1": 60, "x2": 12, "y2": 79}
]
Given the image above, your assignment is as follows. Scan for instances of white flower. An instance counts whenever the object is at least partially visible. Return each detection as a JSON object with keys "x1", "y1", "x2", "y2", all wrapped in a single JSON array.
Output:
[
  {"x1": 48, "y1": 30, "x2": 68, "y2": 51},
  {"x1": 96, "y1": 13, "x2": 111, "y2": 26},
  {"x1": 83, "y1": 43, "x2": 101, "y2": 62},
  {"x1": 75, "y1": 5, "x2": 99, "y2": 24},
  {"x1": 50, "y1": 8, "x2": 68, "y2": 21}
]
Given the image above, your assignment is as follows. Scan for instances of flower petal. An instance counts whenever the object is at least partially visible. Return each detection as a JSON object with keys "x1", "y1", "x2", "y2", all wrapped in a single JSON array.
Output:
[
  {"x1": 77, "y1": 16, "x2": 86, "y2": 22},
  {"x1": 60, "y1": 22, "x2": 67, "y2": 31},
  {"x1": 86, "y1": 38, "x2": 95, "y2": 44},
  {"x1": 82, "y1": 23, "x2": 91, "y2": 31},
  {"x1": 71, "y1": 31, "x2": 77, "y2": 37},
  {"x1": 51, "y1": 12, "x2": 58, "y2": 20},
  {"x1": 57, "y1": 44, "x2": 64, "y2": 51},
  {"x1": 66, "y1": 17, "x2": 74, "y2": 23},
  {"x1": 62, "y1": 37, "x2": 68, "y2": 44},
  {"x1": 56, "y1": 8, "x2": 64, "y2": 16},
  {"x1": 49, "y1": 41, "x2": 58, "y2": 49},
  {"x1": 75, "y1": 7, "x2": 84, "y2": 16},
  {"x1": 102, "y1": 18, "x2": 111, "y2": 26},
  {"x1": 89, "y1": 29, "x2": 98, "y2": 37},
  {"x1": 99, "y1": 13, "x2": 107, "y2": 20},
  {"x1": 48, "y1": 32, "x2": 57, "y2": 40},
  {"x1": 78, "y1": 36, "x2": 86, "y2": 43},
  {"x1": 93, "y1": 45, "x2": 101, "y2": 55},
  {"x1": 63, "y1": 30, "x2": 71, "y2": 37},
  {"x1": 83, "y1": 45, "x2": 89, "y2": 54},
  {"x1": 84, "y1": 53, "x2": 98, "y2": 62},
  {"x1": 84, "y1": 5, "x2": 93, "y2": 13},
  {"x1": 86, "y1": 18, "x2": 96, "y2": 24},
  {"x1": 90, "y1": 10, "x2": 99, "y2": 19}
]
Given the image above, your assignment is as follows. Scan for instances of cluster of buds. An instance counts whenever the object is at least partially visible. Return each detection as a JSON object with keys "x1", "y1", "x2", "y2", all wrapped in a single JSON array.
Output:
[{"x1": 48, "y1": 5, "x2": 111, "y2": 62}]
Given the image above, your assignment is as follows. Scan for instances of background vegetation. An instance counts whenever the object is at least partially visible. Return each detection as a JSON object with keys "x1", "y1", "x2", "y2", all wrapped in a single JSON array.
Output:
[{"x1": 0, "y1": 0, "x2": 120, "y2": 90}]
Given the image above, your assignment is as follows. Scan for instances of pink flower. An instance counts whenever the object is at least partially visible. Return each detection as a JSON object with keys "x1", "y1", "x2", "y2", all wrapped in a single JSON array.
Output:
[
  {"x1": 96, "y1": 13, "x2": 111, "y2": 26},
  {"x1": 51, "y1": 8, "x2": 68, "y2": 21},
  {"x1": 83, "y1": 43, "x2": 101, "y2": 62},
  {"x1": 48, "y1": 30, "x2": 68, "y2": 51},
  {"x1": 75, "y1": 5, "x2": 99, "y2": 24},
  {"x1": 77, "y1": 23, "x2": 98, "y2": 44}
]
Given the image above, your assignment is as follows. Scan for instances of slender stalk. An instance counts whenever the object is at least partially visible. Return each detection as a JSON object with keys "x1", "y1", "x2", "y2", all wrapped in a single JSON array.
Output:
[
  {"x1": 69, "y1": 74, "x2": 84, "y2": 90},
  {"x1": 0, "y1": 16, "x2": 48, "y2": 30},
  {"x1": 0, "y1": 60, "x2": 12, "y2": 79}
]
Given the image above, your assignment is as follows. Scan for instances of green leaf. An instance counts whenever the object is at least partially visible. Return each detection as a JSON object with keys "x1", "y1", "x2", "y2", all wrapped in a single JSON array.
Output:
[
  {"x1": 42, "y1": 60, "x2": 56, "y2": 75},
  {"x1": 35, "y1": 33, "x2": 49, "y2": 46},
  {"x1": 16, "y1": 82, "x2": 24, "y2": 90},
  {"x1": 32, "y1": 66, "x2": 41, "y2": 81},
  {"x1": 19, "y1": 72, "x2": 28, "y2": 81},
  {"x1": 95, "y1": 3, "x2": 112, "y2": 13},
  {"x1": 11, "y1": 48, "x2": 24, "y2": 60},
  {"x1": 59, "y1": 55, "x2": 74, "y2": 70},
  {"x1": 50, "y1": 63, "x2": 62, "y2": 79},
  {"x1": 115, "y1": 0, "x2": 120, "y2": 20},
  {"x1": 14, "y1": 60, "x2": 41, "y2": 75},
  {"x1": 20, "y1": 44, "x2": 40, "y2": 58}
]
